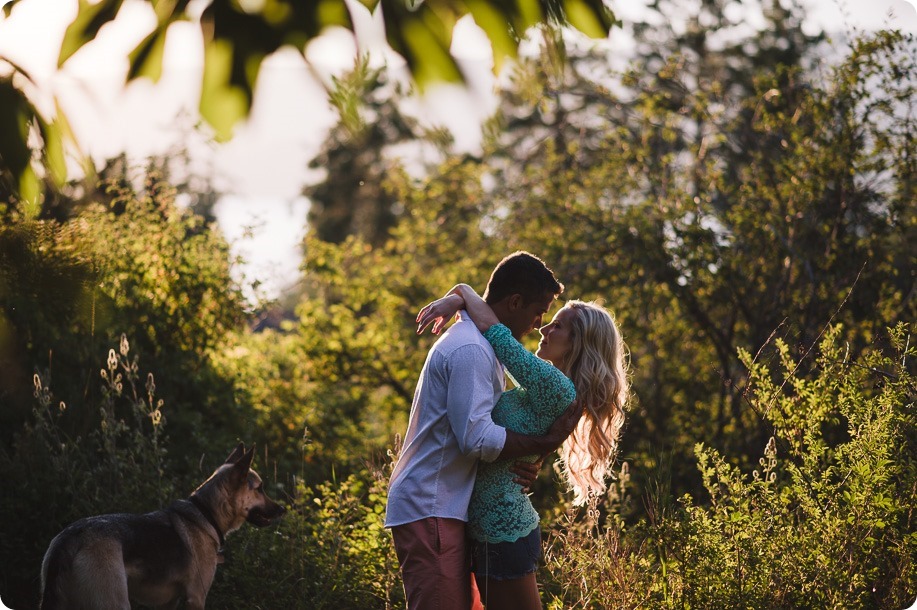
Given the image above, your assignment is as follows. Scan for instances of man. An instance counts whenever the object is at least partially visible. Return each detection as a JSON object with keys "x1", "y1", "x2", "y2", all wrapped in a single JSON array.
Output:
[{"x1": 385, "y1": 251, "x2": 580, "y2": 610}]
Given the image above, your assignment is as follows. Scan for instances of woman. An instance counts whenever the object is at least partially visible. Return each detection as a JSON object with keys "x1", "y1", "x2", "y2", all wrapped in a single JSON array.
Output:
[{"x1": 416, "y1": 284, "x2": 629, "y2": 610}]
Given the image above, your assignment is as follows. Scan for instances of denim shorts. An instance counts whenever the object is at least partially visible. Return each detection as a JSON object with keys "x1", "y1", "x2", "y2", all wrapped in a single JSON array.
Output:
[{"x1": 471, "y1": 527, "x2": 542, "y2": 581}]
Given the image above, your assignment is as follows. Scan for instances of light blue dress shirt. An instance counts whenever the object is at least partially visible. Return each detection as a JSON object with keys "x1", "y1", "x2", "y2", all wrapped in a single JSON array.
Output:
[{"x1": 385, "y1": 312, "x2": 507, "y2": 527}]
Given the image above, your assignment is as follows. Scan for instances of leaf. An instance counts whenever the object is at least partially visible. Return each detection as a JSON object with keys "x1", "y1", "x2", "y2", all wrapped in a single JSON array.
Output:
[
  {"x1": 466, "y1": 0, "x2": 519, "y2": 66},
  {"x1": 36, "y1": 117, "x2": 67, "y2": 187},
  {"x1": 314, "y1": 0, "x2": 352, "y2": 33},
  {"x1": 518, "y1": 0, "x2": 546, "y2": 32},
  {"x1": 383, "y1": 1, "x2": 463, "y2": 90},
  {"x1": 0, "y1": 78, "x2": 45, "y2": 211},
  {"x1": 402, "y1": 18, "x2": 463, "y2": 88},
  {"x1": 0, "y1": 79, "x2": 31, "y2": 179},
  {"x1": 563, "y1": 0, "x2": 616, "y2": 38},
  {"x1": 127, "y1": 26, "x2": 169, "y2": 83},
  {"x1": 55, "y1": 95, "x2": 97, "y2": 185},
  {"x1": 199, "y1": 39, "x2": 249, "y2": 142},
  {"x1": 58, "y1": 0, "x2": 125, "y2": 67},
  {"x1": 17, "y1": 164, "x2": 41, "y2": 217},
  {"x1": 0, "y1": 73, "x2": 75, "y2": 201},
  {"x1": 2, "y1": 0, "x2": 22, "y2": 17}
]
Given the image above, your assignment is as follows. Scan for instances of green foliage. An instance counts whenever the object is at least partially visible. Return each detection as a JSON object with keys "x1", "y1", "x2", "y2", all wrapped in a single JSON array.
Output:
[
  {"x1": 1, "y1": 167, "x2": 248, "y2": 466},
  {"x1": 534, "y1": 324, "x2": 917, "y2": 609},
  {"x1": 478, "y1": 25, "x2": 916, "y2": 504},
  {"x1": 0, "y1": 69, "x2": 70, "y2": 216},
  {"x1": 207, "y1": 457, "x2": 403, "y2": 609},
  {"x1": 83, "y1": 172, "x2": 244, "y2": 356},
  {"x1": 663, "y1": 324, "x2": 916, "y2": 608},
  {"x1": 1, "y1": 0, "x2": 616, "y2": 203},
  {"x1": 539, "y1": 465, "x2": 663, "y2": 609},
  {"x1": 304, "y1": 58, "x2": 452, "y2": 246},
  {"x1": 0, "y1": 336, "x2": 173, "y2": 609},
  {"x1": 0, "y1": 2, "x2": 914, "y2": 607}
]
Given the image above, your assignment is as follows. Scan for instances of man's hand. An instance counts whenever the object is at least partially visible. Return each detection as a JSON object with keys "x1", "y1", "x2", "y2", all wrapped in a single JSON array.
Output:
[
  {"x1": 498, "y1": 401, "x2": 584, "y2": 461},
  {"x1": 511, "y1": 458, "x2": 543, "y2": 493},
  {"x1": 545, "y1": 400, "x2": 584, "y2": 448},
  {"x1": 509, "y1": 403, "x2": 581, "y2": 492}
]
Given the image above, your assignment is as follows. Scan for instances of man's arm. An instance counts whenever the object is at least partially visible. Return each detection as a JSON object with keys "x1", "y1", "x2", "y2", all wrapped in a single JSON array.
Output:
[
  {"x1": 445, "y1": 343, "x2": 507, "y2": 462},
  {"x1": 498, "y1": 400, "x2": 584, "y2": 460}
]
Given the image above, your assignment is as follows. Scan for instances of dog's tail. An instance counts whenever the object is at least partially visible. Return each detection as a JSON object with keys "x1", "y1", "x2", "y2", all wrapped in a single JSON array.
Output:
[{"x1": 39, "y1": 535, "x2": 69, "y2": 610}]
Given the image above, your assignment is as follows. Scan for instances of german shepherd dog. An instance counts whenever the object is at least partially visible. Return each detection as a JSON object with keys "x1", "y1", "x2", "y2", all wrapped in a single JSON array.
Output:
[{"x1": 39, "y1": 443, "x2": 285, "y2": 609}]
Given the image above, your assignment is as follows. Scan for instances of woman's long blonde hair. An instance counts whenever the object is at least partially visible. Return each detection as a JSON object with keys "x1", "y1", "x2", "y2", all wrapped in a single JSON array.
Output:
[{"x1": 556, "y1": 301, "x2": 629, "y2": 505}]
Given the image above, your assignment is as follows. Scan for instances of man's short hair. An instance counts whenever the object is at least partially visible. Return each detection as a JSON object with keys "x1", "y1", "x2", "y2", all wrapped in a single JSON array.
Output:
[{"x1": 483, "y1": 251, "x2": 563, "y2": 305}]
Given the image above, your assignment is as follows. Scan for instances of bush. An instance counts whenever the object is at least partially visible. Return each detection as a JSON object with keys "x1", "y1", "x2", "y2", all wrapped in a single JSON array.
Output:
[
  {"x1": 207, "y1": 451, "x2": 404, "y2": 609},
  {"x1": 671, "y1": 323, "x2": 916, "y2": 608},
  {"x1": 540, "y1": 323, "x2": 916, "y2": 609},
  {"x1": 0, "y1": 336, "x2": 173, "y2": 609}
]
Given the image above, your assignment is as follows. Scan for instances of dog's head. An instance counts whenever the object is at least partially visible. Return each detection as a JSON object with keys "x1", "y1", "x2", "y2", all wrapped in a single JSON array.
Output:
[
  {"x1": 194, "y1": 443, "x2": 286, "y2": 536},
  {"x1": 223, "y1": 443, "x2": 287, "y2": 528}
]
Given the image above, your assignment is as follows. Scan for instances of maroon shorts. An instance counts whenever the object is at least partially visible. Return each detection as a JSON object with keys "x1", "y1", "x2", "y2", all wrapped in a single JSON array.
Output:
[{"x1": 391, "y1": 518, "x2": 483, "y2": 610}]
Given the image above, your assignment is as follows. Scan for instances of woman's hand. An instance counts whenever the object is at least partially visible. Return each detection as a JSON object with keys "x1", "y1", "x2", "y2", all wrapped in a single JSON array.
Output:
[{"x1": 416, "y1": 293, "x2": 465, "y2": 335}]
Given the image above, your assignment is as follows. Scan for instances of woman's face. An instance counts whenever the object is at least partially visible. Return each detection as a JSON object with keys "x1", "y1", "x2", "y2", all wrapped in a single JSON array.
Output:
[{"x1": 536, "y1": 307, "x2": 577, "y2": 367}]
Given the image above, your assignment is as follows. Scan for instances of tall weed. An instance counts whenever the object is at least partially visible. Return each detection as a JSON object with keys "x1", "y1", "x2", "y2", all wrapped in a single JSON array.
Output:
[{"x1": 0, "y1": 335, "x2": 171, "y2": 608}]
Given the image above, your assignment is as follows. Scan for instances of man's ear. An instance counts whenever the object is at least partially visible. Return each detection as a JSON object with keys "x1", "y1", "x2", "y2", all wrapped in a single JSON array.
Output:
[{"x1": 506, "y1": 293, "x2": 524, "y2": 311}]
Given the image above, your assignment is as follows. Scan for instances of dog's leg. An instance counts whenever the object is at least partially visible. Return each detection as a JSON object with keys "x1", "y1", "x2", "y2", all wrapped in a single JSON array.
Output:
[
  {"x1": 182, "y1": 561, "x2": 218, "y2": 610},
  {"x1": 40, "y1": 537, "x2": 68, "y2": 610},
  {"x1": 70, "y1": 541, "x2": 132, "y2": 610}
]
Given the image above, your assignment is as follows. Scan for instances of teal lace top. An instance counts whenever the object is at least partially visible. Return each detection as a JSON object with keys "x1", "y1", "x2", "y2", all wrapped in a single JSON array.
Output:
[{"x1": 467, "y1": 323, "x2": 577, "y2": 543}]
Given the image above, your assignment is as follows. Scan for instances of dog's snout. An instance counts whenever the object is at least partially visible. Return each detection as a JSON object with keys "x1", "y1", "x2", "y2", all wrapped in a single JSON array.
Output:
[{"x1": 247, "y1": 500, "x2": 286, "y2": 527}]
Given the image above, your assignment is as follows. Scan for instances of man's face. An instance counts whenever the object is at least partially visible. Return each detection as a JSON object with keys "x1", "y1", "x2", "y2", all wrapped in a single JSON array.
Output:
[{"x1": 505, "y1": 293, "x2": 556, "y2": 340}]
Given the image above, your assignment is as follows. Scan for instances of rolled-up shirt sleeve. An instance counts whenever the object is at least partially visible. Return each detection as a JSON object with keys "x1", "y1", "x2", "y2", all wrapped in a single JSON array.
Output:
[{"x1": 445, "y1": 343, "x2": 506, "y2": 463}]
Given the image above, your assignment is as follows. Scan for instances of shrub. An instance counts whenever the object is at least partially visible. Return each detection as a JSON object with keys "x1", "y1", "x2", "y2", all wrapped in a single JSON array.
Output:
[
  {"x1": 207, "y1": 451, "x2": 404, "y2": 609},
  {"x1": 0, "y1": 336, "x2": 173, "y2": 609},
  {"x1": 538, "y1": 323, "x2": 916, "y2": 609},
  {"x1": 672, "y1": 322, "x2": 917, "y2": 608}
]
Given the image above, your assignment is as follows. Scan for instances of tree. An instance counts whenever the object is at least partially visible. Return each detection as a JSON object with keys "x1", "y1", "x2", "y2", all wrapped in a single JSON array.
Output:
[
  {"x1": 469, "y1": 3, "x2": 914, "y2": 501},
  {"x1": 0, "y1": 164, "x2": 247, "y2": 455},
  {"x1": 304, "y1": 57, "x2": 452, "y2": 246}
]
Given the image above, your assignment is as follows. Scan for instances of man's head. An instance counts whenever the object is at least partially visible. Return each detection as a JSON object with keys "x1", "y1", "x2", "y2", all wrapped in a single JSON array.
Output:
[{"x1": 483, "y1": 251, "x2": 563, "y2": 340}]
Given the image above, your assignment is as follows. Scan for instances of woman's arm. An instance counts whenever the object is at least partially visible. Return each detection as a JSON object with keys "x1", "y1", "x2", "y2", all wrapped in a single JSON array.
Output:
[
  {"x1": 483, "y1": 324, "x2": 576, "y2": 413},
  {"x1": 417, "y1": 286, "x2": 574, "y2": 410},
  {"x1": 451, "y1": 284, "x2": 498, "y2": 332},
  {"x1": 416, "y1": 284, "x2": 498, "y2": 335}
]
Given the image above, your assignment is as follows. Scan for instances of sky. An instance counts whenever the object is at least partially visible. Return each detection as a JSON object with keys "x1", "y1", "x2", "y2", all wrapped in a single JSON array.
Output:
[{"x1": 0, "y1": 0, "x2": 915, "y2": 301}]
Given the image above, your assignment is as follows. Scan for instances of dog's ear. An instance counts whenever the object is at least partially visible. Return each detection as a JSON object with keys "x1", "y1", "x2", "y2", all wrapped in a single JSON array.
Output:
[
  {"x1": 225, "y1": 442, "x2": 246, "y2": 464},
  {"x1": 230, "y1": 445, "x2": 256, "y2": 485}
]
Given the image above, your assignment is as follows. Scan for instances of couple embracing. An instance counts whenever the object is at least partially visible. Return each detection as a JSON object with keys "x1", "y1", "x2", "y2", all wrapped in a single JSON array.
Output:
[{"x1": 385, "y1": 252, "x2": 630, "y2": 610}]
